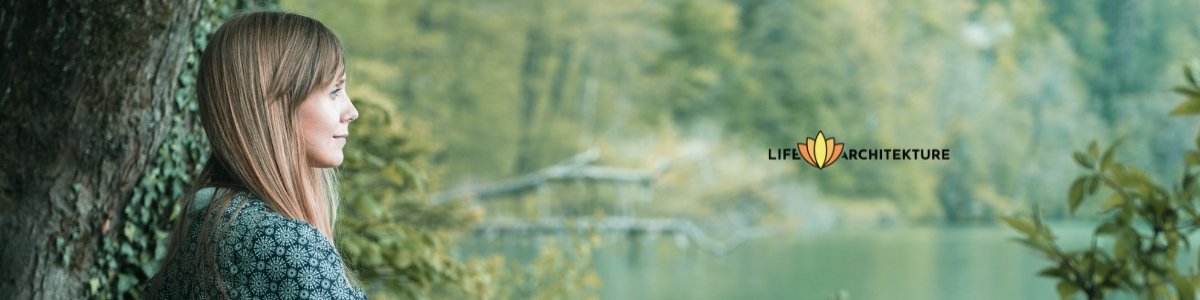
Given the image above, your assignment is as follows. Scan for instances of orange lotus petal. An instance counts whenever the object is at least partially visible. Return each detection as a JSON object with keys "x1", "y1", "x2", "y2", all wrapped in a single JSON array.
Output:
[
  {"x1": 826, "y1": 142, "x2": 844, "y2": 167},
  {"x1": 805, "y1": 138, "x2": 816, "y2": 158},
  {"x1": 798, "y1": 142, "x2": 818, "y2": 168},
  {"x1": 823, "y1": 138, "x2": 843, "y2": 166}
]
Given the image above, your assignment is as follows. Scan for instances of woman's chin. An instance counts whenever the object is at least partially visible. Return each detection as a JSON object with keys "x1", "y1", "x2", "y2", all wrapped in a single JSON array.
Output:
[{"x1": 308, "y1": 154, "x2": 343, "y2": 168}]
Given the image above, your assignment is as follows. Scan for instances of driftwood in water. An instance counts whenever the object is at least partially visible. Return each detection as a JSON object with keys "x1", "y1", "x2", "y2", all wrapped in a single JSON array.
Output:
[
  {"x1": 431, "y1": 149, "x2": 664, "y2": 204},
  {"x1": 440, "y1": 150, "x2": 765, "y2": 254}
]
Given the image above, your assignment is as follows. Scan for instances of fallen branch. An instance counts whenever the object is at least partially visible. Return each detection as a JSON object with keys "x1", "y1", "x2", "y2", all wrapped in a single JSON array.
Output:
[{"x1": 430, "y1": 149, "x2": 663, "y2": 204}]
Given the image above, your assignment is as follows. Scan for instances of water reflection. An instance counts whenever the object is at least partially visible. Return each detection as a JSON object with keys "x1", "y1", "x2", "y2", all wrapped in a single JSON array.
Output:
[{"x1": 461, "y1": 223, "x2": 1100, "y2": 300}]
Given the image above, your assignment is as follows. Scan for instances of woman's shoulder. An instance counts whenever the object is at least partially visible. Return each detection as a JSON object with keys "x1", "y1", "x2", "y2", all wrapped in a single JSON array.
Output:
[
  {"x1": 220, "y1": 193, "x2": 329, "y2": 251},
  {"x1": 216, "y1": 193, "x2": 364, "y2": 299}
]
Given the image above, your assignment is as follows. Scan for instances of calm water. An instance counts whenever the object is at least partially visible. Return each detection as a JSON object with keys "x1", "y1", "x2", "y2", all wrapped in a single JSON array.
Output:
[{"x1": 461, "y1": 223, "x2": 1100, "y2": 300}]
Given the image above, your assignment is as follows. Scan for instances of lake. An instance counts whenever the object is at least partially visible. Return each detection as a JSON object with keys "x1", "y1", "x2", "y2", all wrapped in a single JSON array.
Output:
[{"x1": 461, "y1": 222, "x2": 1106, "y2": 300}]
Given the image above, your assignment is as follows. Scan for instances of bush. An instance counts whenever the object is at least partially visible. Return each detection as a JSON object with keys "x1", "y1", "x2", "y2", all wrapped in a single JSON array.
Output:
[{"x1": 1005, "y1": 62, "x2": 1200, "y2": 300}]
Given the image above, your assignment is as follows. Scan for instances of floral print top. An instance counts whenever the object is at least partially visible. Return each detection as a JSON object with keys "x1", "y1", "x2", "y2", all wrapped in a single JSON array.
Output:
[{"x1": 147, "y1": 190, "x2": 366, "y2": 299}]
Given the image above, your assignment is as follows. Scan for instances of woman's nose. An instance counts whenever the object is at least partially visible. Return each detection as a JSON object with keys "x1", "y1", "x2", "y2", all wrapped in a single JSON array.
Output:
[{"x1": 345, "y1": 102, "x2": 359, "y2": 123}]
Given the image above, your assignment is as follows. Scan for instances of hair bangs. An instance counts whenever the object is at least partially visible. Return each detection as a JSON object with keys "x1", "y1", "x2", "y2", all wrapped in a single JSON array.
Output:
[{"x1": 295, "y1": 16, "x2": 345, "y2": 106}]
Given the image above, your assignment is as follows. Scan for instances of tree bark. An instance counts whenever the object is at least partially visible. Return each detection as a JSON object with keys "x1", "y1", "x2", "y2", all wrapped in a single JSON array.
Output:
[
  {"x1": 514, "y1": 25, "x2": 549, "y2": 175},
  {"x1": 0, "y1": 1, "x2": 203, "y2": 298}
]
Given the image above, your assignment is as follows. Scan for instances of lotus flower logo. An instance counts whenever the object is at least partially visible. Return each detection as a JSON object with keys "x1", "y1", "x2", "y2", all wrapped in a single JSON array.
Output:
[{"x1": 797, "y1": 131, "x2": 844, "y2": 169}]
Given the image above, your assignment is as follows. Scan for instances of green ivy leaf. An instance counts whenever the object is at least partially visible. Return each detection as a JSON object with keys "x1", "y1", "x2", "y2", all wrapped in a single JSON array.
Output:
[
  {"x1": 1100, "y1": 140, "x2": 1122, "y2": 171},
  {"x1": 1069, "y1": 177, "x2": 1087, "y2": 215},
  {"x1": 1115, "y1": 230, "x2": 1135, "y2": 260},
  {"x1": 89, "y1": 278, "x2": 100, "y2": 294},
  {"x1": 1074, "y1": 152, "x2": 1093, "y2": 169},
  {"x1": 1171, "y1": 271, "x2": 1195, "y2": 300},
  {"x1": 117, "y1": 274, "x2": 136, "y2": 294},
  {"x1": 1095, "y1": 223, "x2": 1123, "y2": 236},
  {"x1": 1185, "y1": 65, "x2": 1197, "y2": 86},
  {"x1": 1037, "y1": 266, "x2": 1068, "y2": 279},
  {"x1": 1086, "y1": 175, "x2": 1101, "y2": 195},
  {"x1": 1101, "y1": 193, "x2": 1125, "y2": 211},
  {"x1": 1057, "y1": 281, "x2": 1080, "y2": 300},
  {"x1": 1171, "y1": 98, "x2": 1200, "y2": 116},
  {"x1": 1187, "y1": 151, "x2": 1200, "y2": 167},
  {"x1": 1176, "y1": 86, "x2": 1200, "y2": 99},
  {"x1": 1000, "y1": 216, "x2": 1038, "y2": 238}
]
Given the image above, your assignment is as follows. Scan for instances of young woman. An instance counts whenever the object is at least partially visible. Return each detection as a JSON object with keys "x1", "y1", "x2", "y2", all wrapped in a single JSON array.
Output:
[{"x1": 146, "y1": 11, "x2": 364, "y2": 299}]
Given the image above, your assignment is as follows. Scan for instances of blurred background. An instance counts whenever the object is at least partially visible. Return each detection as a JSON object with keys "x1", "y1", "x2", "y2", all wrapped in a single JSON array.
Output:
[{"x1": 281, "y1": 0, "x2": 1200, "y2": 299}]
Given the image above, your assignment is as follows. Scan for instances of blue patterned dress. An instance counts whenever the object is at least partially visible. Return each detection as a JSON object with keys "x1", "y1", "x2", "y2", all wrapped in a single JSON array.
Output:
[{"x1": 146, "y1": 190, "x2": 366, "y2": 299}]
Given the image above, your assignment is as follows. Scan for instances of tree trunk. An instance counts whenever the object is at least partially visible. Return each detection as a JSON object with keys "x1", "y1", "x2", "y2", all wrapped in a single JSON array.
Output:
[
  {"x1": 514, "y1": 26, "x2": 549, "y2": 175},
  {"x1": 0, "y1": 1, "x2": 229, "y2": 298}
]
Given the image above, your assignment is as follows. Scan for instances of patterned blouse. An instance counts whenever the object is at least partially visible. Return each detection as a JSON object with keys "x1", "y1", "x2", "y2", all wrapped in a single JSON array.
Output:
[{"x1": 146, "y1": 190, "x2": 366, "y2": 299}]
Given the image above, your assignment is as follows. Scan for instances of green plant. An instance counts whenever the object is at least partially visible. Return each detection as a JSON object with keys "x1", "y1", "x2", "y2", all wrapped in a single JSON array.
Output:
[
  {"x1": 106, "y1": 2, "x2": 269, "y2": 298},
  {"x1": 335, "y1": 96, "x2": 601, "y2": 299},
  {"x1": 334, "y1": 96, "x2": 482, "y2": 298},
  {"x1": 485, "y1": 230, "x2": 602, "y2": 300},
  {"x1": 1004, "y1": 62, "x2": 1200, "y2": 300}
]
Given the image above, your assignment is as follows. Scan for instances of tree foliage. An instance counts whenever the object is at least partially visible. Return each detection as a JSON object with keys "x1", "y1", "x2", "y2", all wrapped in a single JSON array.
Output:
[
  {"x1": 329, "y1": 55, "x2": 601, "y2": 299},
  {"x1": 279, "y1": 0, "x2": 1200, "y2": 296},
  {"x1": 29, "y1": 0, "x2": 1200, "y2": 298},
  {"x1": 1005, "y1": 63, "x2": 1200, "y2": 299}
]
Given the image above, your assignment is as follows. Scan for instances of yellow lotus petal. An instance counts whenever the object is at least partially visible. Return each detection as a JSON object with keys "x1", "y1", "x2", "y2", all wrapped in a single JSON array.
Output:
[{"x1": 814, "y1": 131, "x2": 828, "y2": 167}]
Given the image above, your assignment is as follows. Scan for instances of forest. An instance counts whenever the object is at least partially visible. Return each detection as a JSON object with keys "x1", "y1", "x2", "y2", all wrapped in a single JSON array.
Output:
[
  {"x1": 5, "y1": 0, "x2": 1200, "y2": 299},
  {"x1": 281, "y1": 0, "x2": 1200, "y2": 298},
  {"x1": 289, "y1": 0, "x2": 1200, "y2": 225}
]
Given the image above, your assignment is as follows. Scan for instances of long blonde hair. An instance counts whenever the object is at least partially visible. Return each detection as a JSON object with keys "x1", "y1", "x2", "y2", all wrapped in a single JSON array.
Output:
[
  {"x1": 195, "y1": 10, "x2": 343, "y2": 239},
  {"x1": 148, "y1": 10, "x2": 347, "y2": 297}
]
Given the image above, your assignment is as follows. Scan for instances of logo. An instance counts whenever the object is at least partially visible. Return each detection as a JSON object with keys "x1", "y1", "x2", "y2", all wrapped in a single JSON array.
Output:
[
  {"x1": 797, "y1": 131, "x2": 844, "y2": 169},
  {"x1": 769, "y1": 130, "x2": 951, "y2": 170}
]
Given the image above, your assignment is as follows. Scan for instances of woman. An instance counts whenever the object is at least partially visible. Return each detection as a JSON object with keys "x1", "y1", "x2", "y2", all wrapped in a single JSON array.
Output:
[{"x1": 145, "y1": 11, "x2": 364, "y2": 299}]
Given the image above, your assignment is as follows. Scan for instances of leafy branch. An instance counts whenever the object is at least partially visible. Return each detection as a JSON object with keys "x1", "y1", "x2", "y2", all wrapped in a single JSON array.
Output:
[{"x1": 1005, "y1": 61, "x2": 1200, "y2": 300}]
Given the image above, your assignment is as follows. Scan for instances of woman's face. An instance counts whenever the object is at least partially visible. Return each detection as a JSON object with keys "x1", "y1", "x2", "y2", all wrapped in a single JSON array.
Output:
[{"x1": 299, "y1": 74, "x2": 357, "y2": 168}]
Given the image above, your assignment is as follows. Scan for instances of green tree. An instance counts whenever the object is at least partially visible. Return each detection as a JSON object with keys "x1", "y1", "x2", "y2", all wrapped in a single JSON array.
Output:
[{"x1": 0, "y1": 1, "x2": 271, "y2": 298}]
